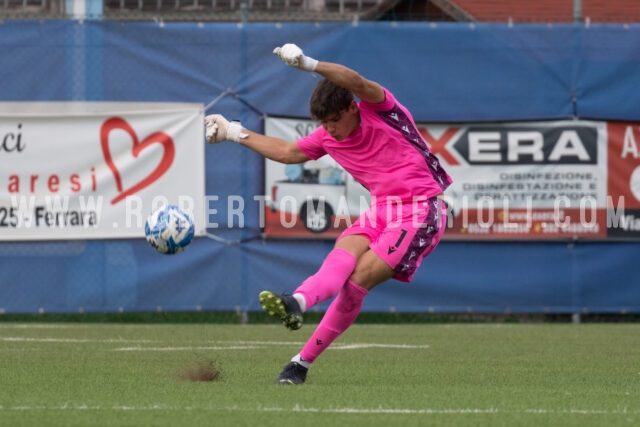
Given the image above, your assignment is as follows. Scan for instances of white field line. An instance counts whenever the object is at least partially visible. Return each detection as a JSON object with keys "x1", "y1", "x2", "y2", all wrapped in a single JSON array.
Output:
[
  {"x1": 111, "y1": 342, "x2": 429, "y2": 352},
  {"x1": 0, "y1": 403, "x2": 637, "y2": 415},
  {"x1": 214, "y1": 340, "x2": 307, "y2": 346},
  {"x1": 0, "y1": 336, "x2": 429, "y2": 351},
  {"x1": 0, "y1": 337, "x2": 154, "y2": 343},
  {"x1": 331, "y1": 343, "x2": 429, "y2": 350},
  {"x1": 0, "y1": 324, "x2": 85, "y2": 329},
  {"x1": 114, "y1": 346, "x2": 264, "y2": 351},
  {"x1": 215, "y1": 340, "x2": 430, "y2": 350}
]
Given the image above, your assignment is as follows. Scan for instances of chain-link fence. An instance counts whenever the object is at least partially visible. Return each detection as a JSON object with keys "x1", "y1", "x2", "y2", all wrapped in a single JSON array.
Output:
[
  {"x1": 0, "y1": 0, "x2": 458, "y2": 22},
  {"x1": 103, "y1": 0, "x2": 388, "y2": 22},
  {"x1": 1, "y1": 0, "x2": 638, "y2": 22},
  {"x1": 0, "y1": 0, "x2": 66, "y2": 19},
  {"x1": 0, "y1": 0, "x2": 391, "y2": 21}
]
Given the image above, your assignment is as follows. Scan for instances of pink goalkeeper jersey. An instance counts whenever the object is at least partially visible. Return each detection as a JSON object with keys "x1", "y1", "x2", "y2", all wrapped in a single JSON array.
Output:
[{"x1": 297, "y1": 88, "x2": 452, "y2": 202}]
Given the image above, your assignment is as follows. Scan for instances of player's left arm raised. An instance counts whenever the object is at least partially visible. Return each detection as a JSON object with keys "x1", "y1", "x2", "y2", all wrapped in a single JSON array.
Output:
[
  {"x1": 273, "y1": 43, "x2": 385, "y2": 104},
  {"x1": 314, "y1": 62, "x2": 385, "y2": 104}
]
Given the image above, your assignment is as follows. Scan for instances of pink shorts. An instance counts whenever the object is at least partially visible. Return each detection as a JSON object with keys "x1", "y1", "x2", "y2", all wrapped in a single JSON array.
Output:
[{"x1": 338, "y1": 196, "x2": 447, "y2": 282}]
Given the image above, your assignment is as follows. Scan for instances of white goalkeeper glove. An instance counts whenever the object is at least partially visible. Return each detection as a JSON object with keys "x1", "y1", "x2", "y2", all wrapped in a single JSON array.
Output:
[
  {"x1": 204, "y1": 114, "x2": 247, "y2": 144},
  {"x1": 273, "y1": 43, "x2": 318, "y2": 72}
]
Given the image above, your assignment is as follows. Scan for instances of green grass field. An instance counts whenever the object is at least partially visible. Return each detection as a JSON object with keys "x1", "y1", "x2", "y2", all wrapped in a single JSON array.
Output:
[{"x1": 0, "y1": 321, "x2": 638, "y2": 427}]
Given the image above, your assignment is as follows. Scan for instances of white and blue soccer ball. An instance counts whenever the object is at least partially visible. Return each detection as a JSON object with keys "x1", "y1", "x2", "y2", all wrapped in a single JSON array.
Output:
[{"x1": 144, "y1": 205, "x2": 195, "y2": 255}]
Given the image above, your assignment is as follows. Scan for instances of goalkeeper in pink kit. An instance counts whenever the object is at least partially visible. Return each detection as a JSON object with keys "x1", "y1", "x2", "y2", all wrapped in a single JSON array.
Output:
[{"x1": 205, "y1": 43, "x2": 453, "y2": 384}]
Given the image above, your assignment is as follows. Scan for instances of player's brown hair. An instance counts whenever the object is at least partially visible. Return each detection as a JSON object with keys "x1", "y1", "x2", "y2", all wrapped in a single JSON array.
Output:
[{"x1": 309, "y1": 79, "x2": 354, "y2": 122}]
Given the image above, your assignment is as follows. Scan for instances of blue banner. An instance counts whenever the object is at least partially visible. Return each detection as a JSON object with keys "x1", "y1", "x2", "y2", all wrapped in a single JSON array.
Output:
[{"x1": 1, "y1": 21, "x2": 640, "y2": 314}]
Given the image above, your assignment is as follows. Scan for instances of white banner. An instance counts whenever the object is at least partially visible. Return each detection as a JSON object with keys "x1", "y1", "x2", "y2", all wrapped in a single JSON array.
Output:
[{"x1": 0, "y1": 102, "x2": 206, "y2": 240}]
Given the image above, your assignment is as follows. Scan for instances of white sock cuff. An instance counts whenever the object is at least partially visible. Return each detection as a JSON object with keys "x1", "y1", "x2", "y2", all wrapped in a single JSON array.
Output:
[
  {"x1": 292, "y1": 293, "x2": 307, "y2": 312},
  {"x1": 291, "y1": 353, "x2": 311, "y2": 369}
]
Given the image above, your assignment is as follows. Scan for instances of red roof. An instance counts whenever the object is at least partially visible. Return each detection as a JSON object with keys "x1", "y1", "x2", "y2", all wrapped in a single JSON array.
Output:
[{"x1": 451, "y1": 0, "x2": 640, "y2": 23}]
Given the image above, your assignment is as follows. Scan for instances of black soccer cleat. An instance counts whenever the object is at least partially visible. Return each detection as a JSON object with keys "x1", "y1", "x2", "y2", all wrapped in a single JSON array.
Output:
[
  {"x1": 275, "y1": 361, "x2": 308, "y2": 385},
  {"x1": 259, "y1": 290, "x2": 303, "y2": 331}
]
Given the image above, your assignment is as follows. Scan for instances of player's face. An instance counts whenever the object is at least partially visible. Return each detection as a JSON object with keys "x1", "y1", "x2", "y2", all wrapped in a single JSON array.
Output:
[{"x1": 320, "y1": 101, "x2": 359, "y2": 141}]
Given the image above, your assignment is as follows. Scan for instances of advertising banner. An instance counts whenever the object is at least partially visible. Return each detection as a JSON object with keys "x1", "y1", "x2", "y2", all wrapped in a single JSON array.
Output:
[
  {"x1": 263, "y1": 116, "x2": 369, "y2": 239},
  {"x1": 432, "y1": 120, "x2": 608, "y2": 239},
  {"x1": 606, "y1": 121, "x2": 640, "y2": 239},
  {"x1": 0, "y1": 102, "x2": 206, "y2": 240},
  {"x1": 264, "y1": 116, "x2": 640, "y2": 241}
]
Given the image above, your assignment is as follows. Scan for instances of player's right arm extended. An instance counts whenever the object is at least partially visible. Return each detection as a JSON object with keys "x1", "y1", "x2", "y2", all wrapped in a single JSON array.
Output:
[
  {"x1": 204, "y1": 114, "x2": 309, "y2": 164},
  {"x1": 241, "y1": 130, "x2": 310, "y2": 164}
]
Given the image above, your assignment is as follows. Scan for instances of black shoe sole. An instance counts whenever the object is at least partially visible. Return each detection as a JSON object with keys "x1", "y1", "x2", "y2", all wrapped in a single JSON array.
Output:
[{"x1": 259, "y1": 291, "x2": 303, "y2": 331}]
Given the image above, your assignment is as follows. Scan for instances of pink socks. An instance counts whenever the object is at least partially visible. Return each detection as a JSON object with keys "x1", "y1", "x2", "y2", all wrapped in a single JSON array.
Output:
[
  {"x1": 294, "y1": 248, "x2": 357, "y2": 311},
  {"x1": 299, "y1": 279, "x2": 368, "y2": 363}
]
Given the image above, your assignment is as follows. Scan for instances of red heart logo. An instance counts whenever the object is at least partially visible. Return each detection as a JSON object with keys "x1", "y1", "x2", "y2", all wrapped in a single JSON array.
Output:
[{"x1": 100, "y1": 117, "x2": 175, "y2": 205}]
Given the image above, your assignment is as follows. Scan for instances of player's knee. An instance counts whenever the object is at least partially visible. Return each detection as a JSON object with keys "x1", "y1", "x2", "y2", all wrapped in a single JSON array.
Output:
[{"x1": 349, "y1": 263, "x2": 392, "y2": 290}]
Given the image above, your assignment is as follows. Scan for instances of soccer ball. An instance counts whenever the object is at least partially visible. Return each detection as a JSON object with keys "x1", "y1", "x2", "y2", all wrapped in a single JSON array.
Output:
[{"x1": 145, "y1": 205, "x2": 195, "y2": 255}]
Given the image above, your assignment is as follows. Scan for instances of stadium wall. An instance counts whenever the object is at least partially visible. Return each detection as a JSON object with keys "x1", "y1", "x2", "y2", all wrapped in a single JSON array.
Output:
[{"x1": 1, "y1": 20, "x2": 639, "y2": 314}]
